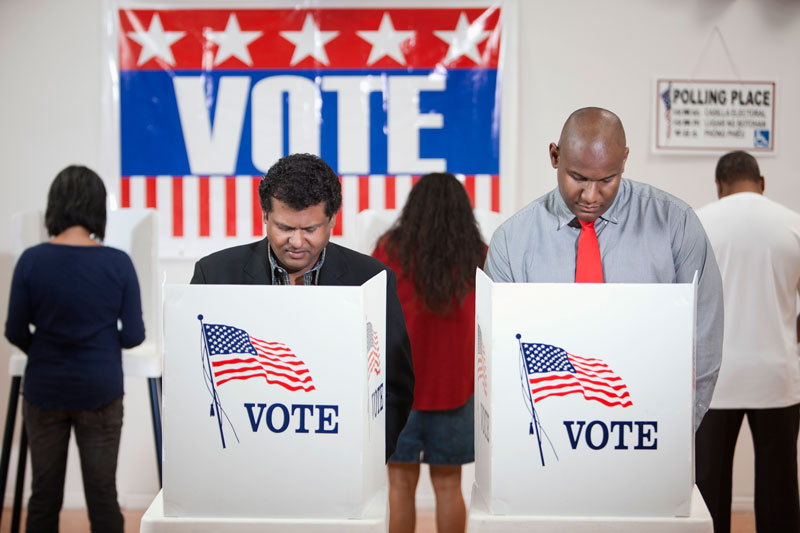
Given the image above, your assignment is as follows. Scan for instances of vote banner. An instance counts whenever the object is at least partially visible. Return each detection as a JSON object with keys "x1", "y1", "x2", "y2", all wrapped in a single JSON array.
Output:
[
  {"x1": 111, "y1": 4, "x2": 504, "y2": 256},
  {"x1": 474, "y1": 270, "x2": 696, "y2": 517},
  {"x1": 654, "y1": 79, "x2": 776, "y2": 154},
  {"x1": 162, "y1": 274, "x2": 386, "y2": 518}
]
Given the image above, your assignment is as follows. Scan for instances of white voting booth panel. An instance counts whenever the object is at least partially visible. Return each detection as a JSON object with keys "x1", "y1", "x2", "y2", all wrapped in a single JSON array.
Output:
[
  {"x1": 9, "y1": 208, "x2": 161, "y2": 361},
  {"x1": 474, "y1": 270, "x2": 696, "y2": 519},
  {"x1": 161, "y1": 275, "x2": 387, "y2": 521},
  {"x1": 106, "y1": 209, "x2": 161, "y2": 357}
]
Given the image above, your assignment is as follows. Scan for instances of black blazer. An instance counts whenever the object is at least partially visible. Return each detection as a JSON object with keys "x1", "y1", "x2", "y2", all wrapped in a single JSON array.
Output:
[{"x1": 191, "y1": 239, "x2": 414, "y2": 461}]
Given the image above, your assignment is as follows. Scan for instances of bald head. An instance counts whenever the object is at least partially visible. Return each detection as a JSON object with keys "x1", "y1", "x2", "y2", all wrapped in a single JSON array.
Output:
[
  {"x1": 558, "y1": 107, "x2": 627, "y2": 159},
  {"x1": 549, "y1": 107, "x2": 629, "y2": 222}
]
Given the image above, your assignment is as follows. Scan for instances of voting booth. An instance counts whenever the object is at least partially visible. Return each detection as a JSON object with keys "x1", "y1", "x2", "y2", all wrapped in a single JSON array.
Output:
[
  {"x1": 141, "y1": 274, "x2": 388, "y2": 530},
  {"x1": 1, "y1": 209, "x2": 162, "y2": 532},
  {"x1": 470, "y1": 270, "x2": 712, "y2": 531}
]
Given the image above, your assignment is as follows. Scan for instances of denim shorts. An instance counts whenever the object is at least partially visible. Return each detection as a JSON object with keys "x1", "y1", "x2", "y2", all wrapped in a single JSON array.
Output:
[{"x1": 389, "y1": 395, "x2": 474, "y2": 465}]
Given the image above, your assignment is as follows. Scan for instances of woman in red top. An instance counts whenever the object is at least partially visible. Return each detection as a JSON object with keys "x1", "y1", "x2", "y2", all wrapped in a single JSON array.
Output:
[{"x1": 372, "y1": 173, "x2": 486, "y2": 533}]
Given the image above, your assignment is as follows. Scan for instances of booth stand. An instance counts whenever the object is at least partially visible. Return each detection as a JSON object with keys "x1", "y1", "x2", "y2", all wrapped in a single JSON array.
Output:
[
  {"x1": 142, "y1": 276, "x2": 388, "y2": 531},
  {"x1": 140, "y1": 487, "x2": 387, "y2": 532},
  {"x1": 468, "y1": 270, "x2": 711, "y2": 532},
  {"x1": 467, "y1": 484, "x2": 712, "y2": 532}
]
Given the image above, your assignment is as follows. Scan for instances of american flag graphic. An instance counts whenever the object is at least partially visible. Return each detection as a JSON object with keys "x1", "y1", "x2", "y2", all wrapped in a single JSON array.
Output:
[
  {"x1": 116, "y1": 7, "x2": 502, "y2": 252},
  {"x1": 476, "y1": 323, "x2": 487, "y2": 397},
  {"x1": 366, "y1": 321, "x2": 381, "y2": 378},
  {"x1": 521, "y1": 342, "x2": 632, "y2": 408},
  {"x1": 661, "y1": 82, "x2": 672, "y2": 139},
  {"x1": 202, "y1": 322, "x2": 315, "y2": 392}
]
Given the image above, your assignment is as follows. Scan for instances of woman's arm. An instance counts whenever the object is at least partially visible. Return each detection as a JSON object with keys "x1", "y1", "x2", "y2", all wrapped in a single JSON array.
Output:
[
  {"x1": 119, "y1": 255, "x2": 145, "y2": 349},
  {"x1": 5, "y1": 255, "x2": 33, "y2": 353}
]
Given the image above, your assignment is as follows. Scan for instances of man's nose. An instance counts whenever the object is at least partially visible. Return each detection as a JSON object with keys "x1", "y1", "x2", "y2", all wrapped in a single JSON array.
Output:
[
  {"x1": 288, "y1": 230, "x2": 303, "y2": 248},
  {"x1": 581, "y1": 181, "x2": 601, "y2": 203}
]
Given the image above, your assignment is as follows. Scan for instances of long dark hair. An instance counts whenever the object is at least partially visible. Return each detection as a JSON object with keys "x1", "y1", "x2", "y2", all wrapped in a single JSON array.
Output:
[{"x1": 381, "y1": 173, "x2": 485, "y2": 315}]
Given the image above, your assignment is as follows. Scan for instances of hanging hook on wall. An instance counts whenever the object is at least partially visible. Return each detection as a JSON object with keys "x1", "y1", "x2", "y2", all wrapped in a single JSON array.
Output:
[{"x1": 690, "y1": 26, "x2": 742, "y2": 80}]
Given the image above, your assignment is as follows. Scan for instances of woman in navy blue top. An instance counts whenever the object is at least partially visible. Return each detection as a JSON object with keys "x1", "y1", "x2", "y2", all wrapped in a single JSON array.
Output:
[{"x1": 5, "y1": 165, "x2": 144, "y2": 533}]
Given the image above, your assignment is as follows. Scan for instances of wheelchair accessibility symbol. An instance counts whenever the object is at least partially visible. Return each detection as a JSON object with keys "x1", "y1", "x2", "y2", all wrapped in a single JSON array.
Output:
[{"x1": 754, "y1": 130, "x2": 770, "y2": 148}]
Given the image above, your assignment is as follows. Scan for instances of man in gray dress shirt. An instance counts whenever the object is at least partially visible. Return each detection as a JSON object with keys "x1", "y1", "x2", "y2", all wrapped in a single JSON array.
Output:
[{"x1": 485, "y1": 107, "x2": 723, "y2": 430}]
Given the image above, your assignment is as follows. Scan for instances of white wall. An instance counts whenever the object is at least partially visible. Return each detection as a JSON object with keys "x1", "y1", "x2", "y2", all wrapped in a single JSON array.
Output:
[{"x1": 2, "y1": 0, "x2": 800, "y2": 512}]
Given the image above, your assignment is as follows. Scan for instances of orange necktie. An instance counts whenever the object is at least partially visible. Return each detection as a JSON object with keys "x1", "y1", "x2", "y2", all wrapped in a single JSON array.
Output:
[{"x1": 575, "y1": 220, "x2": 603, "y2": 283}]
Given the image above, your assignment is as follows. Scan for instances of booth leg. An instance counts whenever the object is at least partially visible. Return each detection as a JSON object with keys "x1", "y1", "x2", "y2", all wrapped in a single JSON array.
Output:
[
  {"x1": 0, "y1": 376, "x2": 21, "y2": 527},
  {"x1": 11, "y1": 425, "x2": 26, "y2": 533},
  {"x1": 0, "y1": 376, "x2": 22, "y2": 518},
  {"x1": 148, "y1": 377, "x2": 163, "y2": 486}
]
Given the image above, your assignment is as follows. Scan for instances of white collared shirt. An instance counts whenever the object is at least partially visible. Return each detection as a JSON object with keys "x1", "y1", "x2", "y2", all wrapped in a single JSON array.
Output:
[{"x1": 697, "y1": 192, "x2": 800, "y2": 408}]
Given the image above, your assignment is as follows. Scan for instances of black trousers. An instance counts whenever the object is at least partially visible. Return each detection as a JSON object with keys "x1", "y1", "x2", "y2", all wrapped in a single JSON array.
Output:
[
  {"x1": 696, "y1": 404, "x2": 800, "y2": 533},
  {"x1": 23, "y1": 397, "x2": 124, "y2": 533}
]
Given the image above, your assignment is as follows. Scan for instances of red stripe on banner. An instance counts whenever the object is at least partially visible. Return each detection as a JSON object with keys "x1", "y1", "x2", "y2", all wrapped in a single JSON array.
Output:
[
  {"x1": 225, "y1": 177, "x2": 236, "y2": 237},
  {"x1": 412, "y1": 175, "x2": 421, "y2": 187},
  {"x1": 199, "y1": 177, "x2": 210, "y2": 237},
  {"x1": 333, "y1": 177, "x2": 343, "y2": 236},
  {"x1": 145, "y1": 176, "x2": 157, "y2": 208},
  {"x1": 172, "y1": 177, "x2": 183, "y2": 237},
  {"x1": 385, "y1": 176, "x2": 396, "y2": 209},
  {"x1": 252, "y1": 177, "x2": 263, "y2": 237},
  {"x1": 491, "y1": 175, "x2": 500, "y2": 213},
  {"x1": 120, "y1": 177, "x2": 130, "y2": 208},
  {"x1": 358, "y1": 176, "x2": 369, "y2": 212},
  {"x1": 464, "y1": 175, "x2": 476, "y2": 207}
]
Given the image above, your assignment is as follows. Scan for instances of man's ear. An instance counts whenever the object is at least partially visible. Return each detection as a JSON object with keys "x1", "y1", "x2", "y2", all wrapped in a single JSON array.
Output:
[
  {"x1": 262, "y1": 210, "x2": 268, "y2": 225},
  {"x1": 328, "y1": 212, "x2": 338, "y2": 229},
  {"x1": 621, "y1": 147, "x2": 630, "y2": 173},
  {"x1": 549, "y1": 143, "x2": 560, "y2": 169},
  {"x1": 759, "y1": 176, "x2": 765, "y2": 193},
  {"x1": 715, "y1": 180, "x2": 723, "y2": 199}
]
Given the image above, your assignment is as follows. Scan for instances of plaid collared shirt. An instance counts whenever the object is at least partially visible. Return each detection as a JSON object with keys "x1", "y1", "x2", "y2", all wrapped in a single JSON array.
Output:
[{"x1": 267, "y1": 244, "x2": 326, "y2": 286}]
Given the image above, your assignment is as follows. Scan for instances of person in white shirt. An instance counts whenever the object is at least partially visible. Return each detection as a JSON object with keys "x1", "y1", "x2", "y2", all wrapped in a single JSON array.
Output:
[{"x1": 695, "y1": 150, "x2": 800, "y2": 533}]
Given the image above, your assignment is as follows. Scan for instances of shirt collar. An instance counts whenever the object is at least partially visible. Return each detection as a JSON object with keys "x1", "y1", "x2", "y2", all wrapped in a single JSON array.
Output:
[
  {"x1": 267, "y1": 243, "x2": 326, "y2": 286},
  {"x1": 552, "y1": 179, "x2": 626, "y2": 230}
]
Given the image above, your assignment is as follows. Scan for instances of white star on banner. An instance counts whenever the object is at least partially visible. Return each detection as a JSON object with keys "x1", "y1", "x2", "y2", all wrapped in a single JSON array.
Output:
[
  {"x1": 127, "y1": 13, "x2": 186, "y2": 66},
  {"x1": 279, "y1": 14, "x2": 339, "y2": 66},
  {"x1": 356, "y1": 13, "x2": 415, "y2": 65},
  {"x1": 433, "y1": 12, "x2": 491, "y2": 65},
  {"x1": 203, "y1": 14, "x2": 263, "y2": 66}
]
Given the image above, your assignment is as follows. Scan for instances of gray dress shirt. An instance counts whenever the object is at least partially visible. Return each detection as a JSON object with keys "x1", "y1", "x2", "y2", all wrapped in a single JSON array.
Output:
[{"x1": 485, "y1": 178, "x2": 723, "y2": 430}]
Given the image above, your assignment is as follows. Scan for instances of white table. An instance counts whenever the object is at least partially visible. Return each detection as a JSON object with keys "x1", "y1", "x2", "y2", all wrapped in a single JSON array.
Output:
[
  {"x1": 140, "y1": 487, "x2": 388, "y2": 532},
  {"x1": 467, "y1": 483, "x2": 713, "y2": 533}
]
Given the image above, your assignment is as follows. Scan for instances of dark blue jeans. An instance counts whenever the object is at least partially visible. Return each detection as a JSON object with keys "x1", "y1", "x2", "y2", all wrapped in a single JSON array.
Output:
[{"x1": 23, "y1": 397, "x2": 124, "y2": 533}]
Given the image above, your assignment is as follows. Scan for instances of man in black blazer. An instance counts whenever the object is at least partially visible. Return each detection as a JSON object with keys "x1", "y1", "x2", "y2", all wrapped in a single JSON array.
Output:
[{"x1": 191, "y1": 153, "x2": 414, "y2": 462}]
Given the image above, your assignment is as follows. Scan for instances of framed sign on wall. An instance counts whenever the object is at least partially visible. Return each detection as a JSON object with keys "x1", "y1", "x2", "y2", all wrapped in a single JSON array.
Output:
[{"x1": 653, "y1": 79, "x2": 775, "y2": 155}]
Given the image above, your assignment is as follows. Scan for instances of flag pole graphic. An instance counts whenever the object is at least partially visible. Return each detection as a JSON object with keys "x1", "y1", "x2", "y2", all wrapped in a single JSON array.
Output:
[
  {"x1": 517, "y1": 334, "x2": 545, "y2": 466},
  {"x1": 199, "y1": 315, "x2": 226, "y2": 449}
]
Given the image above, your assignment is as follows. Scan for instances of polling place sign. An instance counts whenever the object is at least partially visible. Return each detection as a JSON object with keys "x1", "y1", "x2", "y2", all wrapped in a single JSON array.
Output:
[
  {"x1": 654, "y1": 79, "x2": 775, "y2": 153},
  {"x1": 162, "y1": 274, "x2": 386, "y2": 519},
  {"x1": 474, "y1": 270, "x2": 696, "y2": 517}
]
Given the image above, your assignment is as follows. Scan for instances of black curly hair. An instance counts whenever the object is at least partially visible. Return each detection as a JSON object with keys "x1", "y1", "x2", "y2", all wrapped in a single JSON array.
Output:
[
  {"x1": 45, "y1": 165, "x2": 107, "y2": 240},
  {"x1": 259, "y1": 153, "x2": 342, "y2": 218},
  {"x1": 380, "y1": 173, "x2": 485, "y2": 316}
]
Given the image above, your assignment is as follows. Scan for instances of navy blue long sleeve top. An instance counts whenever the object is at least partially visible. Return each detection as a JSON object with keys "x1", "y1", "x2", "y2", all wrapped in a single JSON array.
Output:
[{"x1": 5, "y1": 243, "x2": 145, "y2": 410}]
